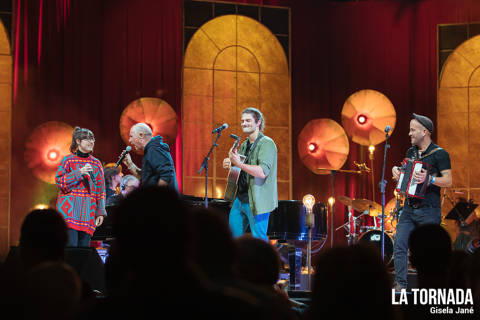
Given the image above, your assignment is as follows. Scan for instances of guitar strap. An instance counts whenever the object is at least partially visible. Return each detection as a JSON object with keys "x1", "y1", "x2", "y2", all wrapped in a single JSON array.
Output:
[{"x1": 242, "y1": 133, "x2": 264, "y2": 164}]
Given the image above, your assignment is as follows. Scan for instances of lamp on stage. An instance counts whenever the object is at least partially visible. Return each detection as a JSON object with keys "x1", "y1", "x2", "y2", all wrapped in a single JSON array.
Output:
[{"x1": 303, "y1": 194, "x2": 315, "y2": 291}]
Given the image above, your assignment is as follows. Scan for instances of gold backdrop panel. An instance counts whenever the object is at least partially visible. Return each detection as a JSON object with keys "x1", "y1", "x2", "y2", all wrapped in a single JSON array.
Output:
[
  {"x1": 237, "y1": 47, "x2": 260, "y2": 73},
  {"x1": 0, "y1": 55, "x2": 12, "y2": 82},
  {"x1": 184, "y1": 29, "x2": 220, "y2": 69},
  {"x1": 183, "y1": 69, "x2": 213, "y2": 96},
  {"x1": 437, "y1": 88, "x2": 468, "y2": 115},
  {"x1": 213, "y1": 97, "x2": 237, "y2": 129},
  {"x1": 237, "y1": 72, "x2": 260, "y2": 102},
  {"x1": 183, "y1": 14, "x2": 291, "y2": 199},
  {"x1": 214, "y1": 47, "x2": 237, "y2": 71},
  {"x1": 0, "y1": 84, "x2": 11, "y2": 111},
  {"x1": 236, "y1": 15, "x2": 288, "y2": 74},
  {"x1": 440, "y1": 51, "x2": 477, "y2": 88},
  {"x1": 213, "y1": 70, "x2": 237, "y2": 99},
  {"x1": 469, "y1": 66, "x2": 480, "y2": 86},
  {"x1": 468, "y1": 87, "x2": 480, "y2": 112},
  {"x1": 183, "y1": 95, "x2": 213, "y2": 123},
  {"x1": 0, "y1": 22, "x2": 9, "y2": 55},
  {"x1": 201, "y1": 15, "x2": 237, "y2": 50},
  {"x1": 438, "y1": 34, "x2": 480, "y2": 243}
]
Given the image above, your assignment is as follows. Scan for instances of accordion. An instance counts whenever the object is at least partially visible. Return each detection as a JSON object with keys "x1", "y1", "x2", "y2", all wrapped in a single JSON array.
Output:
[{"x1": 395, "y1": 158, "x2": 431, "y2": 199}]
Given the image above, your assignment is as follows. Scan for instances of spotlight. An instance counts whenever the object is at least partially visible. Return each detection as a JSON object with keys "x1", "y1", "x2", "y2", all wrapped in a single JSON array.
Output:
[
  {"x1": 328, "y1": 197, "x2": 335, "y2": 206},
  {"x1": 47, "y1": 149, "x2": 59, "y2": 162},
  {"x1": 34, "y1": 204, "x2": 48, "y2": 210},
  {"x1": 308, "y1": 143, "x2": 317, "y2": 153},
  {"x1": 357, "y1": 114, "x2": 367, "y2": 125}
]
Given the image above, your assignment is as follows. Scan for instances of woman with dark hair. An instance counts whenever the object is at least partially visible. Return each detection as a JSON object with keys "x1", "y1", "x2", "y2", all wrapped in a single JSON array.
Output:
[
  {"x1": 104, "y1": 166, "x2": 122, "y2": 206},
  {"x1": 55, "y1": 127, "x2": 106, "y2": 247}
]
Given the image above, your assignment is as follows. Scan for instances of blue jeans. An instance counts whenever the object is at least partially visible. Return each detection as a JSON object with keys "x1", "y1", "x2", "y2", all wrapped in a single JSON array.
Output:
[
  {"x1": 229, "y1": 198, "x2": 271, "y2": 241},
  {"x1": 393, "y1": 205, "x2": 441, "y2": 288},
  {"x1": 67, "y1": 228, "x2": 92, "y2": 247}
]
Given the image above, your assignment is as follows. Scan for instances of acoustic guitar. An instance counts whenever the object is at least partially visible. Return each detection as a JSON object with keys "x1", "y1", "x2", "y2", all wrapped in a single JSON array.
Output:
[{"x1": 224, "y1": 137, "x2": 246, "y2": 202}]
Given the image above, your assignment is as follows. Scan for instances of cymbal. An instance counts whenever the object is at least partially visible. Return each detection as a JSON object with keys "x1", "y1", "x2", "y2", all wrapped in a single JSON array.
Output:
[
  {"x1": 352, "y1": 198, "x2": 382, "y2": 216},
  {"x1": 297, "y1": 118, "x2": 349, "y2": 174},
  {"x1": 337, "y1": 195, "x2": 353, "y2": 207},
  {"x1": 341, "y1": 89, "x2": 396, "y2": 146}
]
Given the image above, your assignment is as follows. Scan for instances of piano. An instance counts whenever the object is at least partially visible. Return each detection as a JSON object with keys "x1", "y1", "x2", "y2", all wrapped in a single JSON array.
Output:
[
  {"x1": 93, "y1": 196, "x2": 328, "y2": 242},
  {"x1": 181, "y1": 195, "x2": 328, "y2": 241}
]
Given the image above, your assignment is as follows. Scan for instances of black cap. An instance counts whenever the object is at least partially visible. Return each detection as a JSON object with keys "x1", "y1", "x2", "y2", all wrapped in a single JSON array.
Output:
[{"x1": 412, "y1": 113, "x2": 434, "y2": 133}]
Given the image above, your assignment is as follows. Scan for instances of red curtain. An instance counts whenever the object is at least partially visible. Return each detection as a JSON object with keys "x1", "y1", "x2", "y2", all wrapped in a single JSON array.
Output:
[{"x1": 11, "y1": 0, "x2": 480, "y2": 245}]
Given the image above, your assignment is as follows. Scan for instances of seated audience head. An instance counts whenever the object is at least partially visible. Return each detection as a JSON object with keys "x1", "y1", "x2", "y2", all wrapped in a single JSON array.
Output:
[
  {"x1": 19, "y1": 209, "x2": 68, "y2": 269},
  {"x1": 24, "y1": 261, "x2": 81, "y2": 320},
  {"x1": 309, "y1": 245, "x2": 393, "y2": 319},
  {"x1": 233, "y1": 235, "x2": 280, "y2": 287},
  {"x1": 188, "y1": 207, "x2": 235, "y2": 281},
  {"x1": 120, "y1": 174, "x2": 139, "y2": 196},
  {"x1": 112, "y1": 186, "x2": 188, "y2": 276},
  {"x1": 409, "y1": 224, "x2": 452, "y2": 275}
]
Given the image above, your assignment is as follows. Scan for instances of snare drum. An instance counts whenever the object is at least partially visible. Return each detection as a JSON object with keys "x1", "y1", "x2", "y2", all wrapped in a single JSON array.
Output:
[{"x1": 358, "y1": 229, "x2": 394, "y2": 264}]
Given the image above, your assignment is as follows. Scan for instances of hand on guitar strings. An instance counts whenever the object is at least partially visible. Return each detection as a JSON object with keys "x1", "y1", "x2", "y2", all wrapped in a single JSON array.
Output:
[{"x1": 229, "y1": 147, "x2": 243, "y2": 168}]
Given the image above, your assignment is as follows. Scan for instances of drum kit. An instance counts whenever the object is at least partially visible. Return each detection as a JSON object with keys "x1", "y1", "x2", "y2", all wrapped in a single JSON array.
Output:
[{"x1": 335, "y1": 192, "x2": 404, "y2": 263}]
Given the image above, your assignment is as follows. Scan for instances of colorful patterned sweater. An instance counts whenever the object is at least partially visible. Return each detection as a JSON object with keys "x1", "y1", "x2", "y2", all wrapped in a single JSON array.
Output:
[{"x1": 55, "y1": 153, "x2": 106, "y2": 236}]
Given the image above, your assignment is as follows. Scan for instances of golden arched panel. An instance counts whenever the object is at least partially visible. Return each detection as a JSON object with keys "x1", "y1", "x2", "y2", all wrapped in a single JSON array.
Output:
[
  {"x1": 0, "y1": 20, "x2": 11, "y2": 259},
  {"x1": 183, "y1": 14, "x2": 291, "y2": 200},
  {"x1": 438, "y1": 34, "x2": 480, "y2": 243}
]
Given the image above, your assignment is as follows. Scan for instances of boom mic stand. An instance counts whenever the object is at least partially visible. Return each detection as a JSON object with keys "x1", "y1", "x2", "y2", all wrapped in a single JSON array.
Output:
[
  {"x1": 198, "y1": 131, "x2": 223, "y2": 208},
  {"x1": 379, "y1": 126, "x2": 391, "y2": 261}
]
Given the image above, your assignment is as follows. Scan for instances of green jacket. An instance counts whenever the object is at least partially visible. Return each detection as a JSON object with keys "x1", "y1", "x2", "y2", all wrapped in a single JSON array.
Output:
[{"x1": 238, "y1": 133, "x2": 278, "y2": 216}]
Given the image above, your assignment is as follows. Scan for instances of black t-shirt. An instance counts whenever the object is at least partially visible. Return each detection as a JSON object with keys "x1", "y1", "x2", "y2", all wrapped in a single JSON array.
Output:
[
  {"x1": 404, "y1": 142, "x2": 451, "y2": 208},
  {"x1": 237, "y1": 140, "x2": 252, "y2": 204}
]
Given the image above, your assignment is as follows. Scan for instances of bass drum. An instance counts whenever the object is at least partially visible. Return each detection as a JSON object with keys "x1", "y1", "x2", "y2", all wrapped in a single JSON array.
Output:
[{"x1": 358, "y1": 229, "x2": 394, "y2": 264}]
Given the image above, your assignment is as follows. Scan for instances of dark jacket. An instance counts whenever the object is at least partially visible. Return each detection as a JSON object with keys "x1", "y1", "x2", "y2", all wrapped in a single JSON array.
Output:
[{"x1": 142, "y1": 136, "x2": 179, "y2": 191}]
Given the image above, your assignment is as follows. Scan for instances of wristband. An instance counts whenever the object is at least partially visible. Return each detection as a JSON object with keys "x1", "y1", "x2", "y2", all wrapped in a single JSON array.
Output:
[{"x1": 430, "y1": 176, "x2": 436, "y2": 185}]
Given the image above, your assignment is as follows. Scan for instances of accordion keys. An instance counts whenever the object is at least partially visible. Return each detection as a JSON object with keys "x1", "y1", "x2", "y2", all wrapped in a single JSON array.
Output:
[{"x1": 395, "y1": 158, "x2": 431, "y2": 199}]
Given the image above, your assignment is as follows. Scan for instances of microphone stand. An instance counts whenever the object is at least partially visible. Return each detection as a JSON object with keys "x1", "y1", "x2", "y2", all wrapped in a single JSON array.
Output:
[
  {"x1": 379, "y1": 129, "x2": 391, "y2": 261},
  {"x1": 198, "y1": 131, "x2": 223, "y2": 208}
]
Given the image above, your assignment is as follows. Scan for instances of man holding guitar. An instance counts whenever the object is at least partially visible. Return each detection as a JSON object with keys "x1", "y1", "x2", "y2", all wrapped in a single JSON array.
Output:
[
  {"x1": 391, "y1": 113, "x2": 452, "y2": 290},
  {"x1": 223, "y1": 107, "x2": 278, "y2": 241}
]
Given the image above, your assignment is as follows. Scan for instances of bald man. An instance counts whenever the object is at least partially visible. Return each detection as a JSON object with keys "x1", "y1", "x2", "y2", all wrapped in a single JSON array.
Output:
[
  {"x1": 123, "y1": 123, "x2": 178, "y2": 191},
  {"x1": 391, "y1": 113, "x2": 452, "y2": 290}
]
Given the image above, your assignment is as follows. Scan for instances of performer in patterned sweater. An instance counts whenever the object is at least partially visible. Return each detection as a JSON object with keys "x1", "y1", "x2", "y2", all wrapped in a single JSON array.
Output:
[{"x1": 55, "y1": 127, "x2": 106, "y2": 247}]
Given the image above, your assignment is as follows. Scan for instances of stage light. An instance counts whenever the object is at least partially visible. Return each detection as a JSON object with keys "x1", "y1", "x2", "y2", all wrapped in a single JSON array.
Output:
[
  {"x1": 302, "y1": 194, "x2": 315, "y2": 211},
  {"x1": 357, "y1": 114, "x2": 367, "y2": 125},
  {"x1": 34, "y1": 204, "x2": 49, "y2": 210},
  {"x1": 47, "y1": 149, "x2": 59, "y2": 162},
  {"x1": 328, "y1": 197, "x2": 335, "y2": 206},
  {"x1": 308, "y1": 143, "x2": 317, "y2": 153}
]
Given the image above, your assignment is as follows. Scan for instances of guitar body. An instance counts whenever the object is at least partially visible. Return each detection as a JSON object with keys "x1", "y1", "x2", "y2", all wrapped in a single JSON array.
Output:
[{"x1": 224, "y1": 139, "x2": 246, "y2": 202}]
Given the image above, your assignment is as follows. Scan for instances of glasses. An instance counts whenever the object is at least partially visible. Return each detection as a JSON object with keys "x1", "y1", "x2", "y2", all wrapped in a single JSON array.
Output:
[{"x1": 82, "y1": 138, "x2": 95, "y2": 142}]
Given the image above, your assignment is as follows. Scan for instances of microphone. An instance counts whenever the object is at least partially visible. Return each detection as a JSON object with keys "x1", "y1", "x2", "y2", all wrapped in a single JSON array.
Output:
[
  {"x1": 212, "y1": 123, "x2": 228, "y2": 134},
  {"x1": 385, "y1": 125, "x2": 391, "y2": 133},
  {"x1": 230, "y1": 133, "x2": 240, "y2": 140},
  {"x1": 115, "y1": 146, "x2": 132, "y2": 168}
]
